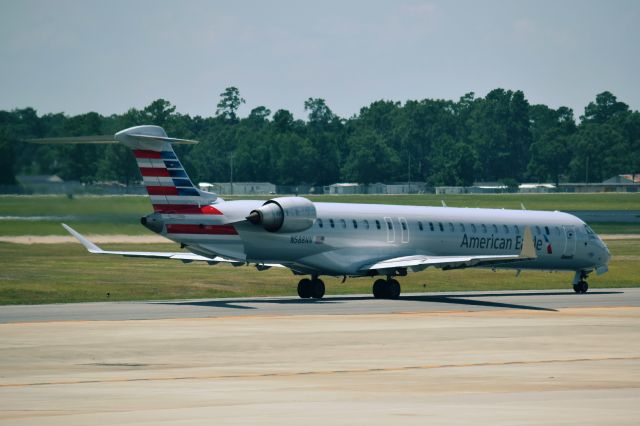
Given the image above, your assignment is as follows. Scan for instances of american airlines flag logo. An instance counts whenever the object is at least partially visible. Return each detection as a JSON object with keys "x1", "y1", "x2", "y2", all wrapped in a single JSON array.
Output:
[{"x1": 543, "y1": 234, "x2": 553, "y2": 254}]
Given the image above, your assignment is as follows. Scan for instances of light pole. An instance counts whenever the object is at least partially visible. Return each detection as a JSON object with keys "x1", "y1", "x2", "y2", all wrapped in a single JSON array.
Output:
[
  {"x1": 408, "y1": 153, "x2": 412, "y2": 194},
  {"x1": 229, "y1": 153, "x2": 234, "y2": 195}
]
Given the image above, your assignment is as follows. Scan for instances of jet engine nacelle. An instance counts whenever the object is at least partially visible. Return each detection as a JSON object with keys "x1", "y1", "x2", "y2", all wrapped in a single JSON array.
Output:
[{"x1": 246, "y1": 197, "x2": 317, "y2": 233}]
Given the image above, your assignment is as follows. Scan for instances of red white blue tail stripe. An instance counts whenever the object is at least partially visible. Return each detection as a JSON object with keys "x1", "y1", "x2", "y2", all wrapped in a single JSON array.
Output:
[{"x1": 134, "y1": 148, "x2": 220, "y2": 215}]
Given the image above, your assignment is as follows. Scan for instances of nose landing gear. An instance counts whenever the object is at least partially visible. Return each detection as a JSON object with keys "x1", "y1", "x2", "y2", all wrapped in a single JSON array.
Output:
[
  {"x1": 297, "y1": 276, "x2": 325, "y2": 299},
  {"x1": 372, "y1": 278, "x2": 401, "y2": 299},
  {"x1": 572, "y1": 270, "x2": 590, "y2": 294}
]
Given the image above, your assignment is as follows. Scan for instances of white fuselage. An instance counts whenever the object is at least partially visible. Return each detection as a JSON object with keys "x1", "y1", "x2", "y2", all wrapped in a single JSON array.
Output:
[{"x1": 155, "y1": 200, "x2": 611, "y2": 277}]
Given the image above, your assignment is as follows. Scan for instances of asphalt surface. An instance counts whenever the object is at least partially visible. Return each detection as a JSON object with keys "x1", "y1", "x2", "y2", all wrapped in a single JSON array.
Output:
[{"x1": 1, "y1": 287, "x2": 638, "y2": 323}]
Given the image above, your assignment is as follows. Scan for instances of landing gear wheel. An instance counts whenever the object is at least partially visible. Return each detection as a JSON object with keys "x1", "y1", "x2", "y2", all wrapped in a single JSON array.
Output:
[
  {"x1": 574, "y1": 281, "x2": 589, "y2": 294},
  {"x1": 579, "y1": 281, "x2": 588, "y2": 294},
  {"x1": 372, "y1": 279, "x2": 388, "y2": 299},
  {"x1": 297, "y1": 278, "x2": 312, "y2": 299},
  {"x1": 311, "y1": 279, "x2": 325, "y2": 299},
  {"x1": 387, "y1": 279, "x2": 401, "y2": 299}
]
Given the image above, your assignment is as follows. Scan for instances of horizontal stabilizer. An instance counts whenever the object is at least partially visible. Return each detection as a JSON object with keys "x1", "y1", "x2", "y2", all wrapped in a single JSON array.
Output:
[
  {"x1": 26, "y1": 133, "x2": 198, "y2": 145},
  {"x1": 26, "y1": 135, "x2": 116, "y2": 144}
]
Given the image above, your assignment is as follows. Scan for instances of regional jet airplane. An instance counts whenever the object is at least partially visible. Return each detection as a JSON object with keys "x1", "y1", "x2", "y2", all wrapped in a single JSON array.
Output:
[{"x1": 41, "y1": 125, "x2": 610, "y2": 299}]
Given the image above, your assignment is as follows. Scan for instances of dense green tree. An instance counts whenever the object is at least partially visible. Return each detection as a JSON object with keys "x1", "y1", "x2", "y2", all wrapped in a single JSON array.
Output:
[
  {"x1": 527, "y1": 105, "x2": 576, "y2": 185},
  {"x1": 216, "y1": 87, "x2": 245, "y2": 122},
  {"x1": 581, "y1": 91, "x2": 629, "y2": 124},
  {"x1": 2, "y1": 88, "x2": 637, "y2": 189},
  {"x1": 0, "y1": 126, "x2": 17, "y2": 185},
  {"x1": 341, "y1": 131, "x2": 399, "y2": 183}
]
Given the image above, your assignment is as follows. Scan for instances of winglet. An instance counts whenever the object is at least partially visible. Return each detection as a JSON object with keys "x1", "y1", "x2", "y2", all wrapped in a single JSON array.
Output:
[
  {"x1": 520, "y1": 226, "x2": 537, "y2": 259},
  {"x1": 62, "y1": 224, "x2": 103, "y2": 253}
]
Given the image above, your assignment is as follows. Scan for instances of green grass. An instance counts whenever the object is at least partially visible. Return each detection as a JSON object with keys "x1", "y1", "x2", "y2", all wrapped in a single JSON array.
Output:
[
  {"x1": 1, "y1": 239, "x2": 638, "y2": 305},
  {"x1": 0, "y1": 194, "x2": 638, "y2": 236}
]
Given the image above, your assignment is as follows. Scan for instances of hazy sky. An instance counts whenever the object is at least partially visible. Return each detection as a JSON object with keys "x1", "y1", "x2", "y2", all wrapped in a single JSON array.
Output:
[{"x1": 1, "y1": 0, "x2": 638, "y2": 120}]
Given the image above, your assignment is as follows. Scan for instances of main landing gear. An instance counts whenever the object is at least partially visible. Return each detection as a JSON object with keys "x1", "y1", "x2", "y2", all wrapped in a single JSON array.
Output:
[
  {"x1": 573, "y1": 270, "x2": 589, "y2": 294},
  {"x1": 372, "y1": 278, "x2": 401, "y2": 299},
  {"x1": 297, "y1": 276, "x2": 325, "y2": 299}
]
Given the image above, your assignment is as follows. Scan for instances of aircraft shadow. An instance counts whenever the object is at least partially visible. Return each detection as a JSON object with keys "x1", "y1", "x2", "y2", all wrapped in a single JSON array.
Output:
[{"x1": 158, "y1": 289, "x2": 622, "y2": 312}]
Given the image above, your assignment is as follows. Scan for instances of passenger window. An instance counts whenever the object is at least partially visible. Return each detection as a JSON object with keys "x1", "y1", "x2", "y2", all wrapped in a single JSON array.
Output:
[
  {"x1": 459, "y1": 223, "x2": 465, "y2": 232},
  {"x1": 387, "y1": 220, "x2": 393, "y2": 230},
  {"x1": 535, "y1": 226, "x2": 541, "y2": 235},
  {"x1": 401, "y1": 221, "x2": 407, "y2": 231},
  {"x1": 340, "y1": 219, "x2": 346, "y2": 229},
  {"x1": 418, "y1": 221, "x2": 423, "y2": 231},
  {"x1": 429, "y1": 222, "x2": 434, "y2": 231},
  {"x1": 448, "y1": 222, "x2": 454, "y2": 232},
  {"x1": 492, "y1": 224, "x2": 498, "y2": 234},
  {"x1": 363, "y1": 220, "x2": 370, "y2": 230},
  {"x1": 545, "y1": 226, "x2": 550, "y2": 235},
  {"x1": 503, "y1": 224, "x2": 509, "y2": 234},
  {"x1": 471, "y1": 224, "x2": 477, "y2": 233},
  {"x1": 317, "y1": 218, "x2": 323, "y2": 228},
  {"x1": 481, "y1": 224, "x2": 487, "y2": 234},
  {"x1": 514, "y1": 225, "x2": 520, "y2": 234},
  {"x1": 438, "y1": 222, "x2": 444, "y2": 232},
  {"x1": 329, "y1": 219, "x2": 335, "y2": 228},
  {"x1": 352, "y1": 219, "x2": 358, "y2": 229},
  {"x1": 375, "y1": 220, "x2": 381, "y2": 230}
]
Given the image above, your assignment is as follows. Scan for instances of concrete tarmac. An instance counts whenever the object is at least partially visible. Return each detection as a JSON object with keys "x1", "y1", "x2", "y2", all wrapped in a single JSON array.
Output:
[
  {"x1": 2, "y1": 288, "x2": 640, "y2": 323},
  {"x1": 1, "y1": 290, "x2": 639, "y2": 425}
]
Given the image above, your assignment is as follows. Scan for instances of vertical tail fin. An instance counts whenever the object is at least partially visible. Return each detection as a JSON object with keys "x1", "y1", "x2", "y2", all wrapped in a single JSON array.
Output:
[{"x1": 115, "y1": 125, "x2": 219, "y2": 213}]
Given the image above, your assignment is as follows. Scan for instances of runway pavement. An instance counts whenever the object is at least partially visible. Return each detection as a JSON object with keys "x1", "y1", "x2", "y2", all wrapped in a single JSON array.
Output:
[
  {"x1": 1, "y1": 287, "x2": 639, "y2": 323},
  {"x1": 1, "y1": 289, "x2": 639, "y2": 425}
]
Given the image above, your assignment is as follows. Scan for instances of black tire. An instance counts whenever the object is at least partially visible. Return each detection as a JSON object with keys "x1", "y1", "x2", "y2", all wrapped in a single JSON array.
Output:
[
  {"x1": 573, "y1": 283, "x2": 580, "y2": 293},
  {"x1": 297, "y1": 278, "x2": 312, "y2": 299},
  {"x1": 388, "y1": 279, "x2": 401, "y2": 299},
  {"x1": 311, "y1": 279, "x2": 325, "y2": 299},
  {"x1": 580, "y1": 281, "x2": 589, "y2": 294},
  {"x1": 373, "y1": 279, "x2": 387, "y2": 299}
]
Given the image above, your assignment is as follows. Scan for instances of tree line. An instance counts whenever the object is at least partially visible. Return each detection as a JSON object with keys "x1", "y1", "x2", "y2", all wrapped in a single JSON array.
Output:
[{"x1": 0, "y1": 87, "x2": 638, "y2": 187}]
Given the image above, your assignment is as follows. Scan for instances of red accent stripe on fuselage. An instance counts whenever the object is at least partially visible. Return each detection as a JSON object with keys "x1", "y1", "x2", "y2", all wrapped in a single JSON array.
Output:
[
  {"x1": 166, "y1": 224, "x2": 237, "y2": 235},
  {"x1": 140, "y1": 167, "x2": 170, "y2": 177},
  {"x1": 152, "y1": 204, "x2": 224, "y2": 215},
  {"x1": 147, "y1": 186, "x2": 179, "y2": 196},
  {"x1": 133, "y1": 150, "x2": 163, "y2": 159}
]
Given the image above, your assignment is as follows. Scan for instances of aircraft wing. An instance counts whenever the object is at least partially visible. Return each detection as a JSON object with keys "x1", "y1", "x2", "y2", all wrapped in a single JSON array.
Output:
[
  {"x1": 362, "y1": 226, "x2": 537, "y2": 272},
  {"x1": 62, "y1": 224, "x2": 258, "y2": 266}
]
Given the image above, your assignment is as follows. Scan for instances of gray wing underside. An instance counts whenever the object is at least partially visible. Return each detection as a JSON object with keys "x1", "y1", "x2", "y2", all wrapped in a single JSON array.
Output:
[{"x1": 62, "y1": 224, "x2": 283, "y2": 268}]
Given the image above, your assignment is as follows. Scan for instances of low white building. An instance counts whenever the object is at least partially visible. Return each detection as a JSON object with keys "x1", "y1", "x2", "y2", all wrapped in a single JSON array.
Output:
[
  {"x1": 325, "y1": 183, "x2": 363, "y2": 194},
  {"x1": 199, "y1": 182, "x2": 276, "y2": 195}
]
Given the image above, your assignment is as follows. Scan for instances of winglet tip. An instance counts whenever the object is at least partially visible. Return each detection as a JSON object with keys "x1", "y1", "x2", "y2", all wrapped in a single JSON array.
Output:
[{"x1": 61, "y1": 223, "x2": 102, "y2": 253}]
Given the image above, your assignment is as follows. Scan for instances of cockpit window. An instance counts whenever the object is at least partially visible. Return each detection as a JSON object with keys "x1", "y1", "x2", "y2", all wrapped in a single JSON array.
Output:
[{"x1": 584, "y1": 225, "x2": 595, "y2": 234}]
